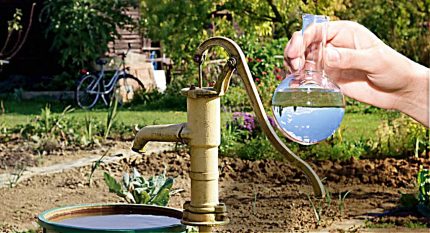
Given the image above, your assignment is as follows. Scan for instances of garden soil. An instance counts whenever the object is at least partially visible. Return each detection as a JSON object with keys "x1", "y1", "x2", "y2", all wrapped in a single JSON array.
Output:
[{"x1": 0, "y1": 141, "x2": 429, "y2": 232}]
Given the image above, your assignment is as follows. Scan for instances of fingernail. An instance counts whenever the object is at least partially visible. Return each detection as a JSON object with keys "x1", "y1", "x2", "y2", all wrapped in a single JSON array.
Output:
[{"x1": 326, "y1": 47, "x2": 340, "y2": 62}]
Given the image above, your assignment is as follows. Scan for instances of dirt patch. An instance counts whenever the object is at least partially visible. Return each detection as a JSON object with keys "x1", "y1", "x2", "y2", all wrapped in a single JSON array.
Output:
[
  {"x1": 1, "y1": 140, "x2": 428, "y2": 232},
  {"x1": 313, "y1": 157, "x2": 430, "y2": 189}
]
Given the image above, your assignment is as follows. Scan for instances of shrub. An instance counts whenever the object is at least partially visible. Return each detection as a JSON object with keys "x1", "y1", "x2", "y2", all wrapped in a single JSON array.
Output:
[
  {"x1": 220, "y1": 111, "x2": 279, "y2": 160},
  {"x1": 40, "y1": 0, "x2": 138, "y2": 68},
  {"x1": 235, "y1": 135, "x2": 280, "y2": 160},
  {"x1": 12, "y1": 105, "x2": 134, "y2": 150},
  {"x1": 222, "y1": 36, "x2": 286, "y2": 112},
  {"x1": 345, "y1": 97, "x2": 381, "y2": 114},
  {"x1": 129, "y1": 77, "x2": 187, "y2": 111},
  {"x1": 341, "y1": 0, "x2": 429, "y2": 67},
  {"x1": 16, "y1": 105, "x2": 79, "y2": 151},
  {"x1": 370, "y1": 114, "x2": 429, "y2": 158},
  {"x1": 221, "y1": 110, "x2": 427, "y2": 161},
  {"x1": 400, "y1": 168, "x2": 430, "y2": 217}
]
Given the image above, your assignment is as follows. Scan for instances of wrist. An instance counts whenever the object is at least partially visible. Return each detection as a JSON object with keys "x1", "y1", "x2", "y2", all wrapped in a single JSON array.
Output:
[{"x1": 395, "y1": 63, "x2": 429, "y2": 127}]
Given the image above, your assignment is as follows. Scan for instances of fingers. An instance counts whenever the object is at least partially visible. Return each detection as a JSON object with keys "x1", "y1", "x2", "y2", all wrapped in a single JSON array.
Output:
[
  {"x1": 284, "y1": 31, "x2": 304, "y2": 72},
  {"x1": 324, "y1": 46, "x2": 378, "y2": 72},
  {"x1": 284, "y1": 20, "x2": 374, "y2": 73},
  {"x1": 284, "y1": 24, "x2": 328, "y2": 72}
]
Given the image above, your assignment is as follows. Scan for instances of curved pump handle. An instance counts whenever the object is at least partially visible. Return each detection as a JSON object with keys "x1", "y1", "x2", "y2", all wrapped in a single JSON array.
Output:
[{"x1": 194, "y1": 37, "x2": 325, "y2": 198}]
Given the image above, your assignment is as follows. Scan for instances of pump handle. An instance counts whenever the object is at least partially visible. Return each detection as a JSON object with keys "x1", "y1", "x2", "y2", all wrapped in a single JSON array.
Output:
[{"x1": 194, "y1": 37, "x2": 326, "y2": 198}]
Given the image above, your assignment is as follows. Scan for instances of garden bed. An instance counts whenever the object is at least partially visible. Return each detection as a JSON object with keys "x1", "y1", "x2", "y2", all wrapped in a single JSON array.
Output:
[{"x1": 1, "y1": 140, "x2": 428, "y2": 232}]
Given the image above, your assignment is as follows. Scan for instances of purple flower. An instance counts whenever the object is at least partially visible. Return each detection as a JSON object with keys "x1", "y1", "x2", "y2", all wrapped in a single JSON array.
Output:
[{"x1": 232, "y1": 112, "x2": 257, "y2": 133}]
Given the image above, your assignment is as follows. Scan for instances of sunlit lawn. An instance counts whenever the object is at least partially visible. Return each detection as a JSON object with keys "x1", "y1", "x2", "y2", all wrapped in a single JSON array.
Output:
[{"x1": 0, "y1": 99, "x2": 384, "y2": 141}]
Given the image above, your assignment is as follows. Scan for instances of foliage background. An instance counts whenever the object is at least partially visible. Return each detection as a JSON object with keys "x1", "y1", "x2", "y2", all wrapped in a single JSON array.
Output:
[
  {"x1": 28, "y1": 0, "x2": 430, "y2": 160},
  {"x1": 40, "y1": 0, "x2": 138, "y2": 68},
  {"x1": 142, "y1": 0, "x2": 429, "y2": 70}
]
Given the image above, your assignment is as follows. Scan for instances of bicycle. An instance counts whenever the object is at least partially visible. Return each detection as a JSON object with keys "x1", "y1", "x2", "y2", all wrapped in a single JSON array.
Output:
[{"x1": 75, "y1": 44, "x2": 145, "y2": 109}]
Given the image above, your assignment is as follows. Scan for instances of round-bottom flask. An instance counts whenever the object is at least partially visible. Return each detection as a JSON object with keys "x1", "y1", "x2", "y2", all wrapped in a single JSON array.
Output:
[{"x1": 272, "y1": 14, "x2": 345, "y2": 145}]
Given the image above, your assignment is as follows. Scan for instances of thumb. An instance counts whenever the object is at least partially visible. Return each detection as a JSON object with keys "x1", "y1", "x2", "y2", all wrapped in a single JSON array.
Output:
[{"x1": 325, "y1": 47, "x2": 376, "y2": 71}]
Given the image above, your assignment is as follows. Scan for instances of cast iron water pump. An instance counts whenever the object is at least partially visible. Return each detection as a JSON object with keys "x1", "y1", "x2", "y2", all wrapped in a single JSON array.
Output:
[{"x1": 132, "y1": 37, "x2": 325, "y2": 232}]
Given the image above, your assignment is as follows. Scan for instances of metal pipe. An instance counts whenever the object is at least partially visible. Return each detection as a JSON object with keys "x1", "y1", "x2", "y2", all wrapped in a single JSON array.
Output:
[
  {"x1": 198, "y1": 226, "x2": 213, "y2": 233},
  {"x1": 187, "y1": 94, "x2": 220, "y2": 212},
  {"x1": 131, "y1": 123, "x2": 188, "y2": 152}
]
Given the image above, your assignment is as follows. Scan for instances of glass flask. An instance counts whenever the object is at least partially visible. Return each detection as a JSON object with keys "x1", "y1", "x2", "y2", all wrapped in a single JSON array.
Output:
[{"x1": 272, "y1": 14, "x2": 345, "y2": 145}]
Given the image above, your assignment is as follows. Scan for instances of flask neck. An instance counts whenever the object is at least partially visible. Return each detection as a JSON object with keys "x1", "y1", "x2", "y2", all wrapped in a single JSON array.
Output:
[{"x1": 301, "y1": 14, "x2": 328, "y2": 74}]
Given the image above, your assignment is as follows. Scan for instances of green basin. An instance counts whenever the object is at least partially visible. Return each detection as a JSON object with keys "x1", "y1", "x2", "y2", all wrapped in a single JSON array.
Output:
[{"x1": 38, "y1": 204, "x2": 187, "y2": 233}]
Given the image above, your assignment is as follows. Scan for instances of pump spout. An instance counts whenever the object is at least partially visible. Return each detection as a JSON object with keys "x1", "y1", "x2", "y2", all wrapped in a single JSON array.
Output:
[{"x1": 132, "y1": 123, "x2": 189, "y2": 153}]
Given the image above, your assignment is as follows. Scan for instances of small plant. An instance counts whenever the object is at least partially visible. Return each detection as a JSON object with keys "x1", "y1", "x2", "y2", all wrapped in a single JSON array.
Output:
[
  {"x1": 306, "y1": 194, "x2": 324, "y2": 225},
  {"x1": 104, "y1": 95, "x2": 118, "y2": 140},
  {"x1": 399, "y1": 167, "x2": 430, "y2": 217},
  {"x1": 104, "y1": 168, "x2": 175, "y2": 206},
  {"x1": 7, "y1": 164, "x2": 26, "y2": 188},
  {"x1": 80, "y1": 113, "x2": 100, "y2": 147},
  {"x1": 17, "y1": 105, "x2": 76, "y2": 151},
  {"x1": 88, "y1": 149, "x2": 109, "y2": 187},
  {"x1": 306, "y1": 188, "x2": 345, "y2": 225},
  {"x1": 417, "y1": 168, "x2": 430, "y2": 216},
  {"x1": 338, "y1": 191, "x2": 350, "y2": 217}
]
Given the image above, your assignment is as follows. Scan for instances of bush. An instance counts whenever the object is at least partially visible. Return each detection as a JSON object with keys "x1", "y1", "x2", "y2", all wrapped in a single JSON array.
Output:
[
  {"x1": 128, "y1": 76, "x2": 187, "y2": 111},
  {"x1": 370, "y1": 114, "x2": 429, "y2": 158},
  {"x1": 12, "y1": 105, "x2": 135, "y2": 151},
  {"x1": 341, "y1": 0, "x2": 429, "y2": 66},
  {"x1": 220, "y1": 112, "x2": 279, "y2": 160},
  {"x1": 221, "y1": 36, "x2": 287, "y2": 112},
  {"x1": 40, "y1": 0, "x2": 138, "y2": 68},
  {"x1": 221, "y1": 110, "x2": 428, "y2": 161},
  {"x1": 345, "y1": 97, "x2": 381, "y2": 114}
]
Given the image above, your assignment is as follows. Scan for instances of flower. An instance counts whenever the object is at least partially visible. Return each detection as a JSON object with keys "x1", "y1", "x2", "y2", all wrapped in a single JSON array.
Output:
[
  {"x1": 232, "y1": 112, "x2": 256, "y2": 133},
  {"x1": 247, "y1": 57, "x2": 253, "y2": 63},
  {"x1": 262, "y1": 71, "x2": 267, "y2": 75},
  {"x1": 276, "y1": 75, "x2": 282, "y2": 81},
  {"x1": 255, "y1": 78, "x2": 260, "y2": 82},
  {"x1": 256, "y1": 58, "x2": 263, "y2": 63}
]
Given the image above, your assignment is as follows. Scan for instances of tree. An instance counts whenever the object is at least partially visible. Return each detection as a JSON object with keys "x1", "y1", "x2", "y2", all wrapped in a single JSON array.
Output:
[
  {"x1": 340, "y1": 0, "x2": 430, "y2": 66},
  {"x1": 141, "y1": 0, "x2": 347, "y2": 62},
  {"x1": 40, "y1": 0, "x2": 138, "y2": 68}
]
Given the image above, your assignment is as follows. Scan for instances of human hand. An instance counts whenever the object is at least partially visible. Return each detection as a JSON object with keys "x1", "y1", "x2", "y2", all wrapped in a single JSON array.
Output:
[{"x1": 284, "y1": 20, "x2": 429, "y2": 126}]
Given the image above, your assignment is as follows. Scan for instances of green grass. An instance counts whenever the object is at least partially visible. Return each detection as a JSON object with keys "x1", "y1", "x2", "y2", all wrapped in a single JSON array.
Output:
[
  {"x1": 404, "y1": 221, "x2": 428, "y2": 228},
  {"x1": 339, "y1": 113, "x2": 383, "y2": 141},
  {"x1": 0, "y1": 99, "x2": 385, "y2": 142},
  {"x1": 365, "y1": 220, "x2": 428, "y2": 229},
  {"x1": 365, "y1": 222, "x2": 397, "y2": 228},
  {"x1": 0, "y1": 99, "x2": 188, "y2": 128}
]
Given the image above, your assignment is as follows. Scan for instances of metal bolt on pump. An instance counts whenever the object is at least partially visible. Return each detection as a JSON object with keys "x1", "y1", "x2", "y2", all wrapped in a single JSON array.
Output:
[{"x1": 132, "y1": 37, "x2": 325, "y2": 232}]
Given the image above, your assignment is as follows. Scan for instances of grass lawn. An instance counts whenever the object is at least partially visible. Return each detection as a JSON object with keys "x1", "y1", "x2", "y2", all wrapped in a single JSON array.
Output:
[
  {"x1": 0, "y1": 99, "x2": 385, "y2": 141},
  {"x1": 0, "y1": 99, "x2": 188, "y2": 128},
  {"x1": 339, "y1": 113, "x2": 383, "y2": 141}
]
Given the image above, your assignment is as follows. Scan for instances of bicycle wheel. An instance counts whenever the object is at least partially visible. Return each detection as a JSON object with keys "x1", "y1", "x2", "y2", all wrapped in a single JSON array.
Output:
[
  {"x1": 115, "y1": 74, "x2": 146, "y2": 104},
  {"x1": 76, "y1": 74, "x2": 100, "y2": 109}
]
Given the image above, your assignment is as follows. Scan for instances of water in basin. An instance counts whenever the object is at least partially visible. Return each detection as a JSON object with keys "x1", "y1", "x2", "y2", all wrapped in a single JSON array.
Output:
[{"x1": 59, "y1": 214, "x2": 181, "y2": 229}]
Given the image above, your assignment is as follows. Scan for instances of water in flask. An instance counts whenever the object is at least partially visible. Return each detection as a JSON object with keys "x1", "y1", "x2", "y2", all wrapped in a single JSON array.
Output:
[{"x1": 272, "y1": 87, "x2": 345, "y2": 145}]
